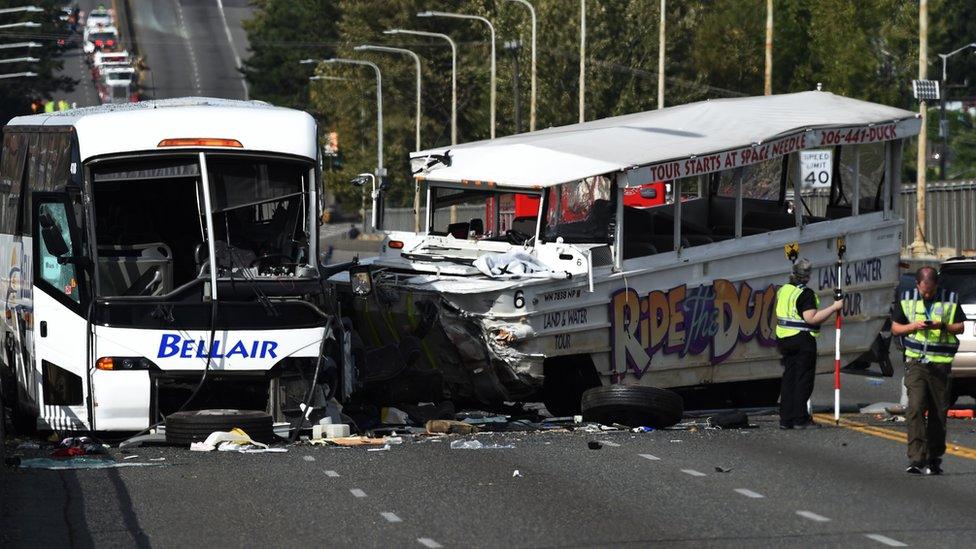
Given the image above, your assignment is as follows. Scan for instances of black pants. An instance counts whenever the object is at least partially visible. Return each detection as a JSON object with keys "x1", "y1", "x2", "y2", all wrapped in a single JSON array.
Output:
[
  {"x1": 779, "y1": 348, "x2": 816, "y2": 426},
  {"x1": 904, "y1": 360, "x2": 951, "y2": 465}
]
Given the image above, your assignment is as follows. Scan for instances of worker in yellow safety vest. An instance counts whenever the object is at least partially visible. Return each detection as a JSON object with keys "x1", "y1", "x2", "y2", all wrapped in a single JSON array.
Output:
[
  {"x1": 775, "y1": 258, "x2": 843, "y2": 430},
  {"x1": 891, "y1": 266, "x2": 966, "y2": 475}
]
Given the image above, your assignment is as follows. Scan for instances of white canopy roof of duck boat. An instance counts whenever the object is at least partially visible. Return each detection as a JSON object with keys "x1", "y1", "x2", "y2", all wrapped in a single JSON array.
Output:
[{"x1": 411, "y1": 91, "x2": 921, "y2": 189}]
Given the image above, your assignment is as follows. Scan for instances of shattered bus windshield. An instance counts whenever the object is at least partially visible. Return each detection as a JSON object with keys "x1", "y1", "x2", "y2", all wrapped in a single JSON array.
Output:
[{"x1": 92, "y1": 155, "x2": 311, "y2": 297}]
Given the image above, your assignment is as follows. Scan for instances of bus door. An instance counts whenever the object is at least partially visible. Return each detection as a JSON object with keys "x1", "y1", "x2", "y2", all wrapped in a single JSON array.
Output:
[{"x1": 31, "y1": 193, "x2": 91, "y2": 430}]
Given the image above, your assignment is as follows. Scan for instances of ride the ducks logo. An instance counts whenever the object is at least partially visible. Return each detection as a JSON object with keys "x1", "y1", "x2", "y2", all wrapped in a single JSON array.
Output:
[{"x1": 610, "y1": 280, "x2": 778, "y2": 378}]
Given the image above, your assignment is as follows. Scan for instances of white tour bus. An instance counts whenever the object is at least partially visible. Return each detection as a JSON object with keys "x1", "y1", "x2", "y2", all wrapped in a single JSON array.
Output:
[
  {"x1": 333, "y1": 91, "x2": 918, "y2": 421},
  {"x1": 0, "y1": 98, "x2": 338, "y2": 433}
]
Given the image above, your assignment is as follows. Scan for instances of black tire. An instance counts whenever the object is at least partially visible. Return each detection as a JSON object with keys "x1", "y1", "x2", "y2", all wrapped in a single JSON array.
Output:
[
  {"x1": 581, "y1": 385, "x2": 684, "y2": 428},
  {"x1": 165, "y1": 409, "x2": 275, "y2": 445}
]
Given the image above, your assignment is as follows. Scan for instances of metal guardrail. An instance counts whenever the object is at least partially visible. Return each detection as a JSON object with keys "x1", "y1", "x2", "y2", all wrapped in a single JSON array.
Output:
[{"x1": 382, "y1": 180, "x2": 976, "y2": 254}]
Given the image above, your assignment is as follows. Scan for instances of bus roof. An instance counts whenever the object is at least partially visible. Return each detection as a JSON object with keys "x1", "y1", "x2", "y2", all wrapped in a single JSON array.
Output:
[
  {"x1": 7, "y1": 97, "x2": 317, "y2": 162},
  {"x1": 411, "y1": 91, "x2": 920, "y2": 189}
]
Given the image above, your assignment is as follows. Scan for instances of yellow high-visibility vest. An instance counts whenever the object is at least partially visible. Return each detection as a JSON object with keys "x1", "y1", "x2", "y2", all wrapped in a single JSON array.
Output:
[
  {"x1": 775, "y1": 283, "x2": 820, "y2": 339},
  {"x1": 900, "y1": 290, "x2": 959, "y2": 364}
]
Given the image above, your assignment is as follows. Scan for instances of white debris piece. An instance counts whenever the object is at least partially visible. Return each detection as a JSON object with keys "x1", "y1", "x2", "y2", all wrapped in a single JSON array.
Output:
[{"x1": 473, "y1": 251, "x2": 564, "y2": 279}]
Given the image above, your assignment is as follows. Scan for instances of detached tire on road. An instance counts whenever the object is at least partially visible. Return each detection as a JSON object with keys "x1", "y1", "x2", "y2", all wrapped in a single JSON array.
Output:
[
  {"x1": 581, "y1": 386, "x2": 684, "y2": 428},
  {"x1": 165, "y1": 409, "x2": 275, "y2": 446}
]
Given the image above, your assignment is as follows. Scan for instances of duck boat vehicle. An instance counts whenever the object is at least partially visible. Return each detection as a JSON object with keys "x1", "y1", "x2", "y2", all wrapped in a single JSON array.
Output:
[{"x1": 331, "y1": 91, "x2": 919, "y2": 420}]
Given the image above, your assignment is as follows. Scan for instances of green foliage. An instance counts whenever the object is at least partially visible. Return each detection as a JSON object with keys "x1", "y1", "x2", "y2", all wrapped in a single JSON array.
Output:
[
  {"x1": 0, "y1": 0, "x2": 78, "y2": 125},
  {"x1": 241, "y1": 0, "x2": 339, "y2": 110},
  {"x1": 241, "y1": 0, "x2": 976, "y2": 210}
]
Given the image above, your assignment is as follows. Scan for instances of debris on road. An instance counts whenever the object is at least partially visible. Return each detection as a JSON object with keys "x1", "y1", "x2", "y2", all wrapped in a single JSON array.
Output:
[
  {"x1": 189, "y1": 428, "x2": 270, "y2": 452},
  {"x1": 513, "y1": 469, "x2": 522, "y2": 477},
  {"x1": 860, "y1": 402, "x2": 901, "y2": 414},
  {"x1": 366, "y1": 444, "x2": 391, "y2": 452},
  {"x1": 714, "y1": 466, "x2": 733, "y2": 473},
  {"x1": 427, "y1": 419, "x2": 479, "y2": 435},
  {"x1": 708, "y1": 411, "x2": 750, "y2": 429},
  {"x1": 449, "y1": 440, "x2": 514, "y2": 450},
  {"x1": 587, "y1": 441, "x2": 603, "y2": 450}
]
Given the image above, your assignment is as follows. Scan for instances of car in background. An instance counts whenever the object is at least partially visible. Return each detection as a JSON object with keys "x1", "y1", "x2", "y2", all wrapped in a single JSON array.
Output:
[
  {"x1": 99, "y1": 66, "x2": 137, "y2": 104},
  {"x1": 83, "y1": 25, "x2": 118, "y2": 54},
  {"x1": 84, "y1": 7, "x2": 112, "y2": 31},
  {"x1": 937, "y1": 257, "x2": 976, "y2": 403}
]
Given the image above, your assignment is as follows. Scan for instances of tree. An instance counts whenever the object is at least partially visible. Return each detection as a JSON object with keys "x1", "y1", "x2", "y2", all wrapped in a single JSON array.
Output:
[
  {"x1": 0, "y1": 0, "x2": 78, "y2": 125},
  {"x1": 241, "y1": 0, "x2": 340, "y2": 110}
]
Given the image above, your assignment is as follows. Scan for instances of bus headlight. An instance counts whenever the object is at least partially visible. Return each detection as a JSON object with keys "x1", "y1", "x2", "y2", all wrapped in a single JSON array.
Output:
[{"x1": 96, "y1": 357, "x2": 152, "y2": 371}]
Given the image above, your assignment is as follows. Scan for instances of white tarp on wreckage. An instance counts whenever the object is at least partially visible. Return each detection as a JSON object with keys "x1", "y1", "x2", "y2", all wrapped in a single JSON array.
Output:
[{"x1": 410, "y1": 91, "x2": 920, "y2": 189}]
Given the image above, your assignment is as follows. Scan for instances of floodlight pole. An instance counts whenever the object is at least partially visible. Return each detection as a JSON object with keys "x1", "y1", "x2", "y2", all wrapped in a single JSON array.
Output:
[{"x1": 910, "y1": 0, "x2": 930, "y2": 255}]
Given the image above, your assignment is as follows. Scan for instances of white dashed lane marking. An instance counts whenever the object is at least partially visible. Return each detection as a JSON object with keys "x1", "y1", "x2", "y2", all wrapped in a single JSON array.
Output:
[
  {"x1": 324, "y1": 470, "x2": 339, "y2": 477},
  {"x1": 733, "y1": 488, "x2": 765, "y2": 499},
  {"x1": 417, "y1": 538, "x2": 442, "y2": 548},
  {"x1": 381, "y1": 512, "x2": 402, "y2": 523},
  {"x1": 795, "y1": 510, "x2": 831, "y2": 522},
  {"x1": 638, "y1": 454, "x2": 660, "y2": 461},
  {"x1": 864, "y1": 534, "x2": 907, "y2": 547},
  {"x1": 680, "y1": 469, "x2": 706, "y2": 477},
  {"x1": 350, "y1": 489, "x2": 367, "y2": 498}
]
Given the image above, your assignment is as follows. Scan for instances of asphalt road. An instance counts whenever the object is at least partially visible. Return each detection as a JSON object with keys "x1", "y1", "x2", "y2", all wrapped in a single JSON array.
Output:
[
  {"x1": 52, "y1": 0, "x2": 103, "y2": 109},
  {"x1": 4, "y1": 353, "x2": 976, "y2": 548},
  {"x1": 128, "y1": 0, "x2": 250, "y2": 100}
]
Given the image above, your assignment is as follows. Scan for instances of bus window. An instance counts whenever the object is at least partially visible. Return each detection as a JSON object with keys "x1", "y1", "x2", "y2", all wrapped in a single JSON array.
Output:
[{"x1": 36, "y1": 201, "x2": 79, "y2": 304}]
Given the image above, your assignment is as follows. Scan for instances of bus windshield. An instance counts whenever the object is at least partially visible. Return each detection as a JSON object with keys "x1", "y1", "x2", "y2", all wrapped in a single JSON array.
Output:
[{"x1": 91, "y1": 154, "x2": 312, "y2": 297}]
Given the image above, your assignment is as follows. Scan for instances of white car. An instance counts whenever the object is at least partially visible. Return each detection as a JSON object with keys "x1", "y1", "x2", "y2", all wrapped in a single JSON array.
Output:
[
  {"x1": 938, "y1": 257, "x2": 976, "y2": 402},
  {"x1": 85, "y1": 8, "x2": 112, "y2": 31}
]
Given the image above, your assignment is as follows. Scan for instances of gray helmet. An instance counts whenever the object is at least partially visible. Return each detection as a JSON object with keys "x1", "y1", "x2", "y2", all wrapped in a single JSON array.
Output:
[{"x1": 791, "y1": 258, "x2": 812, "y2": 283}]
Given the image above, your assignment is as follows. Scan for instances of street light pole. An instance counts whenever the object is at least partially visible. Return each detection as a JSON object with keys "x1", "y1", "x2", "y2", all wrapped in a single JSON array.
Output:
[
  {"x1": 657, "y1": 0, "x2": 665, "y2": 108},
  {"x1": 0, "y1": 22, "x2": 40, "y2": 30},
  {"x1": 579, "y1": 0, "x2": 585, "y2": 122},
  {"x1": 937, "y1": 42, "x2": 976, "y2": 180},
  {"x1": 301, "y1": 57, "x2": 384, "y2": 231},
  {"x1": 385, "y1": 29, "x2": 456, "y2": 146},
  {"x1": 355, "y1": 45, "x2": 422, "y2": 152},
  {"x1": 504, "y1": 0, "x2": 536, "y2": 131},
  {"x1": 418, "y1": 10, "x2": 496, "y2": 139},
  {"x1": 0, "y1": 71, "x2": 36, "y2": 80},
  {"x1": 356, "y1": 44, "x2": 424, "y2": 232},
  {"x1": 0, "y1": 42, "x2": 41, "y2": 50},
  {"x1": 0, "y1": 6, "x2": 42, "y2": 15}
]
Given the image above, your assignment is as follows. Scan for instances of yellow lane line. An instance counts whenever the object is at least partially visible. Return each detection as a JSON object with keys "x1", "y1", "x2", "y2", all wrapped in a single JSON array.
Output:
[{"x1": 813, "y1": 413, "x2": 976, "y2": 461}]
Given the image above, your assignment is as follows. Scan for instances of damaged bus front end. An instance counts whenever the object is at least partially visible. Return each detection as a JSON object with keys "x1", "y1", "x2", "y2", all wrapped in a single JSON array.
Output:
[{"x1": 0, "y1": 99, "x2": 347, "y2": 433}]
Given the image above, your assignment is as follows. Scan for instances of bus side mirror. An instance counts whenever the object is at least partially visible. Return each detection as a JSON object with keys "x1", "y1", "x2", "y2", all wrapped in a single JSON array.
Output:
[{"x1": 39, "y1": 211, "x2": 70, "y2": 257}]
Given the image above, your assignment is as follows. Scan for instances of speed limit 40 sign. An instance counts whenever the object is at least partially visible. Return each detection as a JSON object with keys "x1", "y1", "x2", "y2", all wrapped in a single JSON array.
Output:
[{"x1": 800, "y1": 149, "x2": 832, "y2": 189}]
